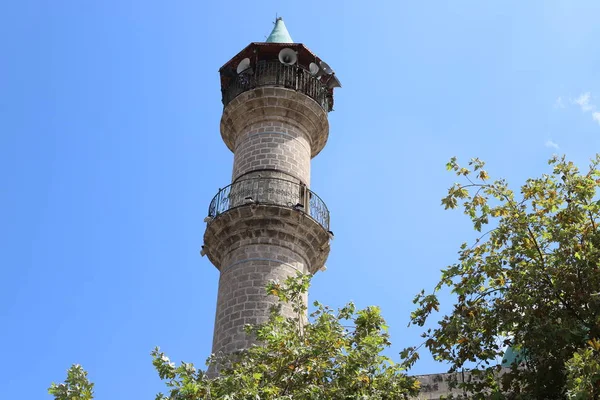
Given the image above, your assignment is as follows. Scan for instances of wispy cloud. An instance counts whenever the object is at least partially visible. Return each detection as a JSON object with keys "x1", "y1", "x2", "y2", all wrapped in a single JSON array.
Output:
[
  {"x1": 572, "y1": 92, "x2": 595, "y2": 112},
  {"x1": 545, "y1": 140, "x2": 560, "y2": 149},
  {"x1": 554, "y1": 97, "x2": 565, "y2": 109},
  {"x1": 560, "y1": 92, "x2": 600, "y2": 126}
]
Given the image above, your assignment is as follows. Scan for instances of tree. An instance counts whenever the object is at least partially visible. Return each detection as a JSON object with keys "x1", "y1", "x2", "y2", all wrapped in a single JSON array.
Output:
[
  {"x1": 152, "y1": 274, "x2": 419, "y2": 399},
  {"x1": 408, "y1": 155, "x2": 600, "y2": 398},
  {"x1": 48, "y1": 364, "x2": 94, "y2": 400},
  {"x1": 565, "y1": 339, "x2": 600, "y2": 399},
  {"x1": 50, "y1": 275, "x2": 419, "y2": 399}
]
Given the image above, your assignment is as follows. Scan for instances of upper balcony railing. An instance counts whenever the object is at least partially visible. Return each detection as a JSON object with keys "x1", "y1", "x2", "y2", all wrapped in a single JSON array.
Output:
[
  {"x1": 207, "y1": 177, "x2": 330, "y2": 231},
  {"x1": 221, "y1": 60, "x2": 331, "y2": 112}
]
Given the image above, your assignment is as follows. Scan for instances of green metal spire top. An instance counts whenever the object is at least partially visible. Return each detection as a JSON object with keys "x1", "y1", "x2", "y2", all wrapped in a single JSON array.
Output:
[{"x1": 266, "y1": 17, "x2": 294, "y2": 43}]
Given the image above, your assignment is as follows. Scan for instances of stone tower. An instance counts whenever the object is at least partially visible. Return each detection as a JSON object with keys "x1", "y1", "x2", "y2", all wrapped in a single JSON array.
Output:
[{"x1": 202, "y1": 18, "x2": 340, "y2": 357}]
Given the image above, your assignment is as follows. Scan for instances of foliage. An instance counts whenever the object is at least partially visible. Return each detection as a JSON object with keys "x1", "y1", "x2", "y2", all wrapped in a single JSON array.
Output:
[
  {"x1": 152, "y1": 273, "x2": 420, "y2": 399},
  {"x1": 407, "y1": 155, "x2": 600, "y2": 398},
  {"x1": 566, "y1": 338, "x2": 600, "y2": 399},
  {"x1": 48, "y1": 364, "x2": 94, "y2": 400}
]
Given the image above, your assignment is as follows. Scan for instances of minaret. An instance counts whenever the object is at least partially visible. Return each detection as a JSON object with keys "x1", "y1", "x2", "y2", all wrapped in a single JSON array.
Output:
[{"x1": 203, "y1": 18, "x2": 340, "y2": 358}]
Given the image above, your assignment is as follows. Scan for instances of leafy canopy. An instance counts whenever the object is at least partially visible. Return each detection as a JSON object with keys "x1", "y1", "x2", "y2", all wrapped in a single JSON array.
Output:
[
  {"x1": 48, "y1": 364, "x2": 94, "y2": 400},
  {"x1": 407, "y1": 155, "x2": 600, "y2": 399},
  {"x1": 50, "y1": 274, "x2": 419, "y2": 400},
  {"x1": 152, "y1": 274, "x2": 419, "y2": 399}
]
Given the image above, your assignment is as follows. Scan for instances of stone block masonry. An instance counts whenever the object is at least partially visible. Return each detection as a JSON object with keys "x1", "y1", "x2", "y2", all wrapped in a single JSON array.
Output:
[
  {"x1": 204, "y1": 21, "x2": 338, "y2": 370},
  {"x1": 204, "y1": 86, "x2": 331, "y2": 359},
  {"x1": 232, "y1": 122, "x2": 312, "y2": 186},
  {"x1": 211, "y1": 245, "x2": 309, "y2": 354}
]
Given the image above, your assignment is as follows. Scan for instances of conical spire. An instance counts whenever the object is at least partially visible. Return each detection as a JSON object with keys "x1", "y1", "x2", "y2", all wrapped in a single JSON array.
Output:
[{"x1": 266, "y1": 17, "x2": 294, "y2": 43}]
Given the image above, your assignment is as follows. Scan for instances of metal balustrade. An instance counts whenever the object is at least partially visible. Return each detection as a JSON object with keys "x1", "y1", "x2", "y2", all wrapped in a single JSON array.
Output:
[
  {"x1": 221, "y1": 60, "x2": 331, "y2": 112},
  {"x1": 207, "y1": 177, "x2": 330, "y2": 231}
]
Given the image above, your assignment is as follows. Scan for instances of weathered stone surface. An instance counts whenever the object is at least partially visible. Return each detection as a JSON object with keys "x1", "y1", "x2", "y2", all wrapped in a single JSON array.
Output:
[
  {"x1": 413, "y1": 369, "x2": 509, "y2": 399},
  {"x1": 204, "y1": 204, "x2": 329, "y2": 355},
  {"x1": 204, "y1": 204, "x2": 330, "y2": 273},
  {"x1": 205, "y1": 84, "x2": 332, "y2": 359},
  {"x1": 231, "y1": 124, "x2": 311, "y2": 185},
  {"x1": 220, "y1": 87, "x2": 329, "y2": 158}
]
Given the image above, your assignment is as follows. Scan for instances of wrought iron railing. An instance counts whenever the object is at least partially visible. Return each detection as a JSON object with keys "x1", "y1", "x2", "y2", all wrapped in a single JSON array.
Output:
[
  {"x1": 222, "y1": 60, "x2": 331, "y2": 112},
  {"x1": 207, "y1": 177, "x2": 330, "y2": 231}
]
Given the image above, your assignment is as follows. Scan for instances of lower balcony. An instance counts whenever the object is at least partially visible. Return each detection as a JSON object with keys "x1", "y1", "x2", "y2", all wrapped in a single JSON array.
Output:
[{"x1": 207, "y1": 177, "x2": 330, "y2": 232}]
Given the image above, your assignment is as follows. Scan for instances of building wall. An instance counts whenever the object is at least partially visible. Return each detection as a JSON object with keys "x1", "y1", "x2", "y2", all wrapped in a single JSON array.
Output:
[
  {"x1": 414, "y1": 369, "x2": 510, "y2": 399},
  {"x1": 212, "y1": 242, "x2": 309, "y2": 354},
  {"x1": 205, "y1": 87, "x2": 331, "y2": 360},
  {"x1": 232, "y1": 121, "x2": 311, "y2": 186}
]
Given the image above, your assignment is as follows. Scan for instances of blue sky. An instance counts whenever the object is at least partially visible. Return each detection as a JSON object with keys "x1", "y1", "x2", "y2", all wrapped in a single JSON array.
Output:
[{"x1": 2, "y1": 1, "x2": 600, "y2": 398}]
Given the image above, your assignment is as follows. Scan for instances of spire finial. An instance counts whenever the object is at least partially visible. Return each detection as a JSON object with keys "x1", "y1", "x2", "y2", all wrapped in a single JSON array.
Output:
[{"x1": 265, "y1": 16, "x2": 293, "y2": 43}]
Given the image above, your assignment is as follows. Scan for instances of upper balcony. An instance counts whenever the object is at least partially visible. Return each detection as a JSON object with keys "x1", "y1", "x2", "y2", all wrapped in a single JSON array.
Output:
[
  {"x1": 207, "y1": 177, "x2": 330, "y2": 232},
  {"x1": 221, "y1": 60, "x2": 332, "y2": 112}
]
